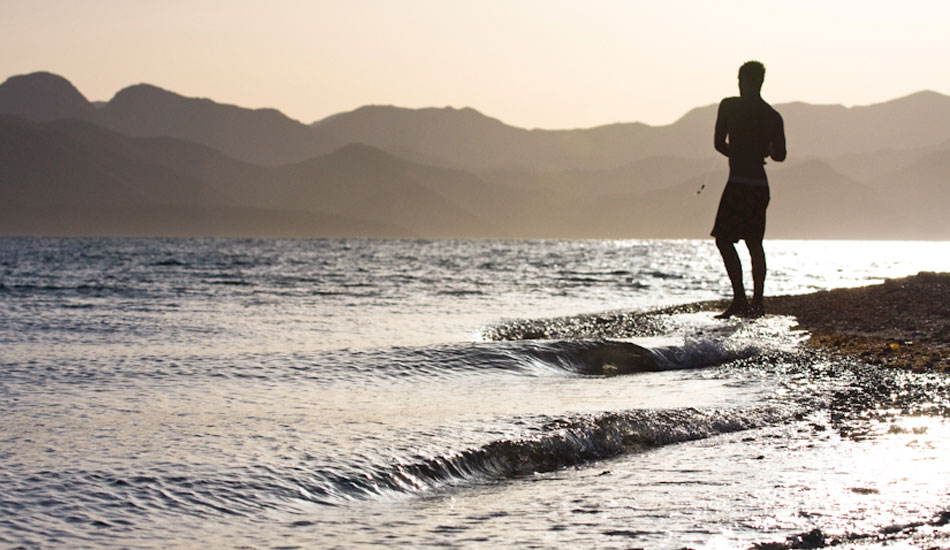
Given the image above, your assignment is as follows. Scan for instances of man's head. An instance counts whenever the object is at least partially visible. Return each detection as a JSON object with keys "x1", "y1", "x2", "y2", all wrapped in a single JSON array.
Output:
[{"x1": 738, "y1": 61, "x2": 765, "y2": 96}]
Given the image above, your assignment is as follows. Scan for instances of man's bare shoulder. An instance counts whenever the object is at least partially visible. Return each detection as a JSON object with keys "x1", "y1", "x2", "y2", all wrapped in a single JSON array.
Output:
[{"x1": 719, "y1": 96, "x2": 742, "y2": 109}]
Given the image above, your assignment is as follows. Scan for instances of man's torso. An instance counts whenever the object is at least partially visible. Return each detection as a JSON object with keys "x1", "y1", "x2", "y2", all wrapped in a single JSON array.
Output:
[{"x1": 719, "y1": 96, "x2": 783, "y2": 182}]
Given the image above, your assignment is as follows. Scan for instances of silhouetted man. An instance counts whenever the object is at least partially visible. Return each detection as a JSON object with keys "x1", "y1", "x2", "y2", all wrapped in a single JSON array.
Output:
[{"x1": 711, "y1": 60, "x2": 786, "y2": 318}]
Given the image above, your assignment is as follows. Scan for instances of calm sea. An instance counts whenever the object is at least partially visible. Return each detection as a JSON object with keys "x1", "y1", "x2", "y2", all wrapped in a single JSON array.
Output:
[{"x1": 2, "y1": 238, "x2": 950, "y2": 549}]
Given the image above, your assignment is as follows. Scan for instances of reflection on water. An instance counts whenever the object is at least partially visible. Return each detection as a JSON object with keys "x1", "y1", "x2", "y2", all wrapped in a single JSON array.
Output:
[
  {"x1": 2, "y1": 238, "x2": 950, "y2": 549},
  {"x1": 4, "y1": 239, "x2": 950, "y2": 353}
]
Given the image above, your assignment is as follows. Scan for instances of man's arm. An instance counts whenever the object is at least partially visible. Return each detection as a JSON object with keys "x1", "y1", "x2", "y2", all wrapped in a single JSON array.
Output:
[
  {"x1": 769, "y1": 114, "x2": 787, "y2": 162},
  {"x1": 714, "y1": 99, "x2": 730, "y2": 158}
]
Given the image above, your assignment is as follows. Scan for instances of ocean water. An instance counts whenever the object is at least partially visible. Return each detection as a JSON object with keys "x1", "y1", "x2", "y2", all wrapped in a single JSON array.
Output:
[{"x1": 2, "y1": 237, "x2": 950, "y2": 549}]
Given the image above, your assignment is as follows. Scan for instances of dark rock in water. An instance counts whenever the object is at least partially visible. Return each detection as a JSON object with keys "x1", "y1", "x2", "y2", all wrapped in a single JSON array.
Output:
[
  {"x1": 752, "y1": 529, "x2": 825, "y2": 550},
  {"x1": 793, "y1": 529, "x2": 826, "y2": 548},
  {"x1": 751, "y1": 528, "x2": 825, "y2": 549}
]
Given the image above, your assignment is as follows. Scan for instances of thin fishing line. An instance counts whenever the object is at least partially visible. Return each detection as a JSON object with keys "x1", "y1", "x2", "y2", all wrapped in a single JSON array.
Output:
[{"x1": 696, "y1": 154, "x2": 723, "y2": 195}]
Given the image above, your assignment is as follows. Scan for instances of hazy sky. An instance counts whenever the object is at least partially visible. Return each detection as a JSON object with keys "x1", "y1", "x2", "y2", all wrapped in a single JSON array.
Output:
[{"x1": 3, "y1": 0, "x2": 948, "y2": 129}]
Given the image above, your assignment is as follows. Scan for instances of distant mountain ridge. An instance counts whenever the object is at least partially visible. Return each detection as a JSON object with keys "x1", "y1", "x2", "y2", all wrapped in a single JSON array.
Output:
[
  {"x1": 0, "y1": 116, "x2": 527, "y2": 237},
  {"x1": 6, "y1": 71, "x2": 950, "y2": 170},
  {"x1": 1, "y1": 71, "x2": 949, "y2": 239},
  {"x1": 99, "y1": 83, "x2": 343, "y2": 166}
]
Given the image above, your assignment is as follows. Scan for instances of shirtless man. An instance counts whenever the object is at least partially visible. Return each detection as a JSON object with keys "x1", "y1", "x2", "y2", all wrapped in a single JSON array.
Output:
[{"x1": 711, "y1": 60, "x2": 787, "y2": 318}]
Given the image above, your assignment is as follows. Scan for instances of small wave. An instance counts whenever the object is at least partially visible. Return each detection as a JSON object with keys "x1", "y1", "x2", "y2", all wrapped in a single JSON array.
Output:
[
  {"x1": 0, "y1": 283, "x2": 141, "y2": 298},
  {"x1": 313, "y1": 406, "x2": 792, "y2": 504},
  {"x1": 319, "y1": 338, "x2": 738, "y2": 383},
  {"x1": 511, "y1": 340, "x2": 665, "y2": 376},
  {"x1": 436, "y1": 289, "x2": 486, "y2": 297},
  {"x1": 649, "y1": 337, "x2": 758, "y2": 371},
  {"x1": 33, "y1": 405, "x2": 793, "y2": 516},
  {"x1": 559, "y1": 276, "x2": 607, "y2": 284},
  {"x1": 151, "y1": 259, "x2": 187, "y2": 267},
  {"x1": 62, "y1": 302, "x2": 96, "y2": 310},
  {"x1": 643, "y1": 270, "x2": 685, "y2": 280},
  {"x1": 203, "y1": 279, "x2": 253, "y2": 286},
  {"x1": 285, "y1": 338, "x2": 749, "y2": 386},
  {"x1": 515, "y1": 338, "x2": 756, "y2": 376}
]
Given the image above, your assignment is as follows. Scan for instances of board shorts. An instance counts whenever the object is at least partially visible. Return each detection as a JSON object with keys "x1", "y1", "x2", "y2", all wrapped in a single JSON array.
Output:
[{"x1": 710, "y1": 179, "x2": 770, "y2": 243}]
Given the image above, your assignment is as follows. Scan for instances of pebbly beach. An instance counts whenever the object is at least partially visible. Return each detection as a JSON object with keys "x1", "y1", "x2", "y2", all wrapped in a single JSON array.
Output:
[{"x1": 732, "y1": 271, "x2": 950, "y2": 372}]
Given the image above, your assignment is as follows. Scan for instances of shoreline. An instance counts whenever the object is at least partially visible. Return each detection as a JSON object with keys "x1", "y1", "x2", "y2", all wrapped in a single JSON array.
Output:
[{"x1": 682, "y1": 272, "x2": 950, "y2": 372}]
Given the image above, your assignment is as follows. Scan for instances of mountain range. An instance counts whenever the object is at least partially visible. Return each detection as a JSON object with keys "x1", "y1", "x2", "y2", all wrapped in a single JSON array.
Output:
[{"x1": 1, "y1": 71, "x2": 949, "y2": 239}]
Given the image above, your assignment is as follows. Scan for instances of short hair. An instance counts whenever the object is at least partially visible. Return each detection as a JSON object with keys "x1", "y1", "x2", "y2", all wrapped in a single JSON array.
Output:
[{"x1": 738, "y1": 61, "x2": 765, "y2": 89}]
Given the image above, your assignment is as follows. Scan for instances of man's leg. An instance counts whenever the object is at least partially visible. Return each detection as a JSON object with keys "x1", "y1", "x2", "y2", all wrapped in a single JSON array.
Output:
[
  {"x1": 716, "y1": 237, "x2": 748, "y2": 317},
  {"x1": 746, "y1": 238, "x2": 766, "y2": 315}
]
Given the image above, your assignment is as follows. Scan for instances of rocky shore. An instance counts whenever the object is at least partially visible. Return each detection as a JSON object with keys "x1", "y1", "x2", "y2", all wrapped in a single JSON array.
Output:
[
  {"x1": 761, "y1": 272, "x2": 950, "y2": 372},
  {"x1": 646, "y1": 272, "x2": 950, "y2": 372},
  {"x1": 486, "y1": 272, "x2": 950, "y2": 373},
  {"x1": 665, "y1": 271, "x2": 950, "y2": 372}
]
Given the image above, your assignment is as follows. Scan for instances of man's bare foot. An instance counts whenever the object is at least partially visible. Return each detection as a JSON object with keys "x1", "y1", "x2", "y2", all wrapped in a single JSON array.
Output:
[
  {"x1": 741, "y1": 301, "x2": 765, "y2": 318},
  {"x1": 715, "y1": 300, "x2": 749, "y2": 319}
]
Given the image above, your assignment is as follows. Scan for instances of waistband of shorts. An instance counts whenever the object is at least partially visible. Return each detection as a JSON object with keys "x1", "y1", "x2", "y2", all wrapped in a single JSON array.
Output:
[{"x1": 728, "y1": 175, "x2": 769, "y2": 186}]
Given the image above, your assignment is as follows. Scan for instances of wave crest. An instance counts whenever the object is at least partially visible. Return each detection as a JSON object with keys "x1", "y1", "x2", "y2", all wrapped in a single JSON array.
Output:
[{"x1": 312, "y1": 405, "x2": 792, "y2": 504}]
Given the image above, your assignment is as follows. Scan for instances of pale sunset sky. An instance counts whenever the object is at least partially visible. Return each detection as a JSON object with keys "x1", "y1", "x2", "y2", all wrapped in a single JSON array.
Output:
[{"x1": 2, "y1": 0, "x2": 947, "y2": 129}]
